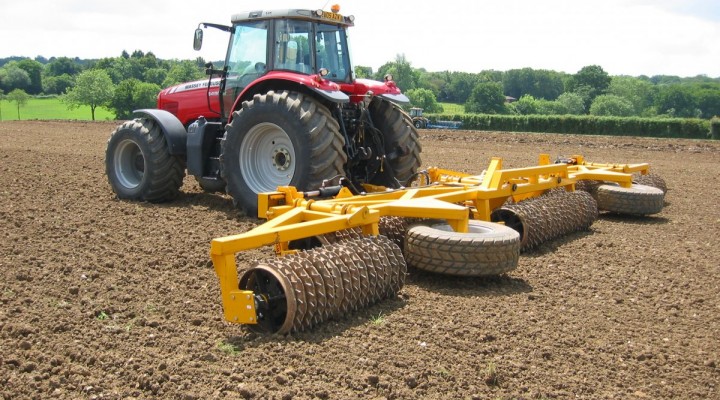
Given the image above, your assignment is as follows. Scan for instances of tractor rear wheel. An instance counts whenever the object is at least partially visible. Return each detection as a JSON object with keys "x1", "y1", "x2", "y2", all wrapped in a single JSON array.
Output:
[
  {"x1": 405, "y1": 220, "x2": 520, "y2": 276},
  {"x1": 369, "y1": 99, "x2": 422, "y2": 186},
  {"x1": 221, "y1": 91, "x2": 347, "y2": 216},
  {"x1": 105, "y1": 118, "x2": 184, "y2": 202}
]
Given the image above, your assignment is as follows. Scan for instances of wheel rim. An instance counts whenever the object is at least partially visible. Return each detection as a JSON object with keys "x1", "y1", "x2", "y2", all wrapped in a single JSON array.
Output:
[
  {"x1": 113, "y1": 139, "x2": 145, "y2": 189},
  {"x1": 239, "y1": 123, "x2": 295, "y2": 193}
]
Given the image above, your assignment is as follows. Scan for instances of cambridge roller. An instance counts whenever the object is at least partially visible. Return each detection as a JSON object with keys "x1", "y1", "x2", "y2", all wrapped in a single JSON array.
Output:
[
  {"x1": 238, "y1": 236, "x2": 406, "y2": 334},
  {"x1": 491, "y1": 189, "x2": 599, "y2": 251}
]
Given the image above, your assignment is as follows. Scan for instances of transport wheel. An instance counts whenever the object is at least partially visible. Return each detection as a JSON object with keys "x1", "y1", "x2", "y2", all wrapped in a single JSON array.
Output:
[
  {"x1": 369, "y1": 98, "x2": 422, "y2": 186},
  {"x1": 221, "y1": 91, "x2": 347, "y2": 216},
  {"x1": 596, "y1": 183, "x2": 664, "y2": 215},
  {"x1": 405, "y1": 220, "x2": 520, "y2": 276},
  {"x1": 632, "y1": 173, "x2": 667, "y2": 194},
  {"x1": 195, "y1": 176, "x2": 226, "y2": 193},
  {"x1": 105, "y1": 118, "x2": 184, "y2": 202}
]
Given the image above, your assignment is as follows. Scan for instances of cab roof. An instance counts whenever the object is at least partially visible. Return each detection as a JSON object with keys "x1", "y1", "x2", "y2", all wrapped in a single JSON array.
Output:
[{"x1": 231, "y1": 9, "x2": 355, "y2": 27}]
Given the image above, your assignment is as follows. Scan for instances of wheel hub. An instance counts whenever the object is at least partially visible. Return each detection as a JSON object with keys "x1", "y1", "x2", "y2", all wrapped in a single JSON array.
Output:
[{"x1": 272, "y1": 148, "x2": 291, "y2": 171}]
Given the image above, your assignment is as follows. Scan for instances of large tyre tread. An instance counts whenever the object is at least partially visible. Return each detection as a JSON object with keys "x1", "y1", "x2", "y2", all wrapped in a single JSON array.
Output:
[
  {"x1": 106, "y1": 119, "x2": 184, "y2": 203},
  {"x1": 596, "y1": 183, "x2": 664, "y2": 215},
  {"x1": 369, "y1": 99, "x2": 422, "y2": 184},
  {"x1": 405, "y1": 221, "x2": 520, "y2": 277},
  {"x1": 221, "y1": 91, "x2": 346, "y2": 213}
]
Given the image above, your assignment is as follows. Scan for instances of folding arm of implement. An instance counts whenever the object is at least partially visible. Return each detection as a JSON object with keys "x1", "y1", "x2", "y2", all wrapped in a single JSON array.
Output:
[{"x1": 210, "y1": 154, "x2": 652, "y2": 326}]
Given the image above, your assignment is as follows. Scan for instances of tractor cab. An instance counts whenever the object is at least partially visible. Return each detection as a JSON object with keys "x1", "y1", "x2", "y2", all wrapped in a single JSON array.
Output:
[{"x1": 195, "y1": 8, "x2": 355, "y2": 121}]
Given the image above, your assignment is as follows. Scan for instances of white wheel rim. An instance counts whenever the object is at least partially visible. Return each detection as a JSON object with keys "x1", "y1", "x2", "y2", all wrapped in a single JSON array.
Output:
[
  {"x1": 113, "y1": 139, "x2": 144, "y2": 189},
  {"x1": 239, "y1": 123, "x2": 296, "y2": 192}
]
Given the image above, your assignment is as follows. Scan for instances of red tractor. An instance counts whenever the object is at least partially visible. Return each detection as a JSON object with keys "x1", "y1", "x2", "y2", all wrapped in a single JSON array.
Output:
[{"x1": 105, "y1": 7, "x2": 422, "y2": 216}]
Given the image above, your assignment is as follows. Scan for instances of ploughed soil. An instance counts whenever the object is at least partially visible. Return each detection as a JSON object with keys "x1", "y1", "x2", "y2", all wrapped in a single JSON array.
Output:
[{"x1": 1, "y1": 120, "x2": 719, "y2": 400}]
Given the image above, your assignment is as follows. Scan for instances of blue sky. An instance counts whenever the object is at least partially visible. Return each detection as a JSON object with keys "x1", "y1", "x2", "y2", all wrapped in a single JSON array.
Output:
[{"x1": 2, "y1": 0, "x2": 719, "y2": 77}]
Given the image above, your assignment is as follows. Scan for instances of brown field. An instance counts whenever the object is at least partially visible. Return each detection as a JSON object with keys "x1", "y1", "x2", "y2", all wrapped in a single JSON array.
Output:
[{"x1": 1, "y1": 120, "x2": 719, "y2": 399}]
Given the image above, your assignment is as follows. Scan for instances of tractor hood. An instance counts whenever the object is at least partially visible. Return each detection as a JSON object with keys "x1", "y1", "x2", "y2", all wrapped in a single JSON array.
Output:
[
  {"x1": 340, "y1": 78, "x2": 410, "y2": 105},
  {"x1": 156, "y1": 78, "x2": 222, "y2": 126}
]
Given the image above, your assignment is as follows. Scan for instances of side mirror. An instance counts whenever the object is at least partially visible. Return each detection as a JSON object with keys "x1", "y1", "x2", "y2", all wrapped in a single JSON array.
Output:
[{"x1": 193, "y1": 28, "x2": 203, "y2": 51}]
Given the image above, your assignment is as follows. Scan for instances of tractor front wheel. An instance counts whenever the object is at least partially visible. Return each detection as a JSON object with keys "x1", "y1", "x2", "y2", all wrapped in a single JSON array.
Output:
[
  {"x1": 105, "y1": 119, "x2": 184, "y2": 202},
  {"x1": 221, "y1": 91, "x2": 347, "y2": 216}
]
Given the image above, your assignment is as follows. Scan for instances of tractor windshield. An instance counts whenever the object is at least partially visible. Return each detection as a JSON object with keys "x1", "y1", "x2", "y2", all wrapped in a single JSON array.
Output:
[{"x1": 223, "y1": 20, "x2": 269, "y2": 117}]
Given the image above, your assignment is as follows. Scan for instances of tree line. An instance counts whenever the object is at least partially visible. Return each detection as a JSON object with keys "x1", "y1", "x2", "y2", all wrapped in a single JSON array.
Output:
[
  {"x1": 0, "y1": 51, "x2": 205, "y2": 120},
  {"x1": 363, "y1": 55, "x2": 720, "y2": 120},
  {"x1": 1, "y1": 52, "x2": 719, "y2": 121}
]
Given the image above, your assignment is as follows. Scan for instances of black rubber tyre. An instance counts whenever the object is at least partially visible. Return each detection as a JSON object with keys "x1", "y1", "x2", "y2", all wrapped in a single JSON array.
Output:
[
  {"x1": 405, "y1": 220, "x2": 520, "y2": 276},
  {"x1": 413, "y1": 119, "x2": 424, "y2": 129},
  {"x1": 195, "y1": 176, "x2": 226, "y2": 193},
  {"x1": 596, "y1": 183, "x2": 664, "y2": 215},
  {"x1": 221, "y1": 91, "x2": 346, "y2": 215},
  {"x1": 369, "y1": 99, "x2": 422, "y2": 186},
  {"x1": 105, "y1": 118, "x2": 184, "y2": 202},
  {"x1": 633, "y1": 173, "x2": 667, "y2": 194}
]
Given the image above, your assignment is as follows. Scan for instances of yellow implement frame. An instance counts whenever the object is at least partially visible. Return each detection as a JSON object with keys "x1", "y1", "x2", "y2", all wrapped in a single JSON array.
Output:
[{"x1": 210, "y1": 154, "x2": 650, "y2": 324}]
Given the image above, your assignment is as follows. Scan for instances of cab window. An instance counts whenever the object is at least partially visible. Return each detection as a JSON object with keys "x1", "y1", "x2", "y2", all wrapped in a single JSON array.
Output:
[{"x1": 274, "y1": 20, "x2": 312, "y2": 74}]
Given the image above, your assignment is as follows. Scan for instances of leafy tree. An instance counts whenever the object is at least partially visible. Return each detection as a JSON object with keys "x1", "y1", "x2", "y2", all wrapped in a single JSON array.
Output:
[
  {"x1": 465, "y1": 82, "x2": 506, "y2": 114},
  {"x1": 7, "y1": 89, "x2": 30, "y2": 119},
  {"x1": 354, "y1": 65, "x2": 373, "y2": 79},
  {"x1": 17, "y1": 59, "x2": 44, "y2": 94},
  {"x1": 63, "y1": 69, "x2": 115, "y2": 120},
  {"x1": 375, "y1": 54, "x2": 417, "y2": 92},
  {"x1": 695, "y1": 84, "x2": 720, "y2": 118},
  {"x1": 162, "y1": 60, "x2": 204, "y2": 87},
  {"x1": 555, "y1": 92, "x2": 585, "y2": 115},
  {"x1": 46, "y1": 57, "x2": 82, "y2": 77},
  {"x1": 655, "y1": 84, "x2": 699, "y2": 118},
  {"x1": 589, "y1": 94, "x2": 634, "y2": 116},
  {"x1": 0, "y1": 62, "x2": 31, "y2": 92},
  {"x1": 406, "y1": 88, "x2": 442, "y2": 113},
  {"x1": 144, "y1": 68, "x2": 168, "y2": 86},
  {"x1": 503, "y1": 68, "x2": 565, "y2": 100},
  {"x1": 510, "y1": 94, "x2": 539, "y2": 115},
  {"x1": 42, "y1": 74, "x2": 75, "y2": 95},
  {"x1": 110, "y1": 79, "x2": 161, "y2": 119},
  {"x1": 0, "y1": 89, "x2": 4, "y2": 120},
  {"x1": 446, "y1": 72, "x2": 478, "y2": 104},
  {"x1": 536, "y1": 98, "x2": 569, "y2": 115},
  {"x1": 477, "y1": 69, "x2": 503, "y2": 84},
  {"x1": 417, "y1": 70, "x2": 448, "y2": 99},
  {"x1": 608, "y1": 76, "x2": 655, "y2": 115},
  {"x1": 567, "y1": 65, "x2": 611, "y2": 109}
]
